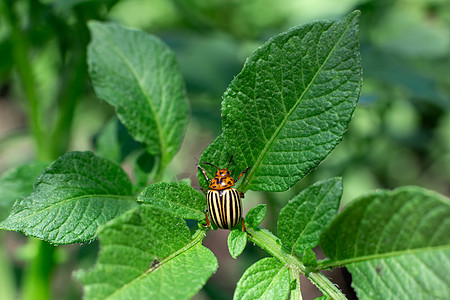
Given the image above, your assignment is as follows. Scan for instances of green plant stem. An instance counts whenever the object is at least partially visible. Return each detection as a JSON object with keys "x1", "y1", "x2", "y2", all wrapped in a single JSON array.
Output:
[
  {"x1": 246, "y1": 227, "x2": 347, "y2": 300},
  {"x1": 3, "y1": 4, "x2": 61, "y2": 299},
  {"x1": 289, "y1": 267, "x2": 303, "y2": 300},
  {"x1": 154, "y1": 156, "x2": 167, "y2": 183},
  {"x1": 3, "y1": 0, "x2": 48, "y2": 161},
  {"x1": 21, "y1": 239, "x2": 55, "y2": 300},
  {"x1": 0, "y1": 233, "x2": 16, "y2": 300},
  {"x1": 49, "y1": 9, "x2": 90, "y2": 159},
  {"x1": 50, "y1": 52, "x2": 86, "y2": 158}
]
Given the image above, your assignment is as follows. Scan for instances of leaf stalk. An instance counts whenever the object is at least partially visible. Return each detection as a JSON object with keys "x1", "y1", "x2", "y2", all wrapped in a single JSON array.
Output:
[{"x1": 246, "y1": 227, "x2": 347, "y2": 300}]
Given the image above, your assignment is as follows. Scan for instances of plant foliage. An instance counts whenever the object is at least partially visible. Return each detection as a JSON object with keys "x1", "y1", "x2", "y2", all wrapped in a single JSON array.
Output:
[
  {"x1": 320, "y1": 187, "x2": 450, "y2": 299},
  {"x1": 199, "y1": 11, "x2": 362, "y2": 192},
  {"x1": 0, "y1": 152, "x2": 136, "y2": 245},
  {"x1": 1, "y1": 9, "x2": 448, "y2": 300},
  {"x1": 88, "y1": 22, "x2": 189, "y2": 170},
  {"x1": 75, "y1": 205, "x2": 217, "y2": 300}
]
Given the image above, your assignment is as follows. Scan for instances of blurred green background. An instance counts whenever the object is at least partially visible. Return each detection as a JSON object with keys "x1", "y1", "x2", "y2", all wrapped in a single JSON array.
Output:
[{"x1": 0, "y1": 0, "x2": 449, "y2": 299}]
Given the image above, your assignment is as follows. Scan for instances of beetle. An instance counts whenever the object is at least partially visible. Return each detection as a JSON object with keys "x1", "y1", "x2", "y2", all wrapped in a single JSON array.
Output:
[{"x1": 198, "y1": 155, "x2": 250, "y2": 230}]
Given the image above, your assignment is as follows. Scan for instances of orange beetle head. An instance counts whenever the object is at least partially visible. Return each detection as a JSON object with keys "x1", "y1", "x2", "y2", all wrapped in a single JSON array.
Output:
[
  {"x1": 202, "y1": 156, "x2": 236, "y2": 190},
  {"x1": 215, "y1": 169, "x2": 231, "y2": 178}
]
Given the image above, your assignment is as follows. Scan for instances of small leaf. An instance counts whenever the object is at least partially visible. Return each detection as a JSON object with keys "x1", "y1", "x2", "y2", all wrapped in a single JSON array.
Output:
[
  {"x1": 75, "y1": 205, "x2": 218, "y2": 300},
  {"x1": 278, "y1": 178, "x2": 342, "y2": 256},
  {"x1": 0, "y1": 161, "x2": 48, "y2": 220},
  {"x1": 88, "y1": 22, "x2": 189, "y2": 166},
  {"x1": 234, "y1": 257, "x2": 290, "y2": 300},
  {"x1": 95, "y1": 118, "x2": 142, "y2": 163},
  {"x1": 0, "y1": 151, "x2": 136, "y2": 245},
  {"x1": 138, "y1": 182, "x2": 206, "y2": 220},
  {"x1": 302, "y1": 248, "x2": 317, "y2": 267},
  {"x1": 228, "y1": 229, "x2": 247, "y2": 258},
  {"x1": 320, "y1": 186, "x2": 450, "y2": 299},
  {"x1": 245, "y1": 204, "x2": 267, "y2": 228},
  {"x1": 212, "y1": 11, "x2": 362, "y2": 192},
  {"x1": 133, "y1": 151, "x2": 155, "y2": 191}
]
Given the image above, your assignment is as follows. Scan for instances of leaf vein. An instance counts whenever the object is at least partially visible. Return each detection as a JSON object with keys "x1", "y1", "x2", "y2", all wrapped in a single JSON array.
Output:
[{"x1": 238, "y1": 20, "x2": 355, "y2": 191}]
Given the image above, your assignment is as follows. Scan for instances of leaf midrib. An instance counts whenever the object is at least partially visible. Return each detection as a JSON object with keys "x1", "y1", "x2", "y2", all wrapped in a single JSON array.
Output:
[
  {"x1": 99, "y1": 27, "x2": 167, "y2": 162},
  {"x1": 1, "y1": 194, "x2": 135, "y2": 225},
  {"x1": 319, "y1": 244, "x2": 450, "y2": 269},
  {"x1": 259, "y1": 263, "x2": 289, "y2": 298},
  {"x1": 139, "y1": 196, "x2": 204, "y2": 218},
  {"x1": 237, "y1": 18, "x2": 355, "y2": 192},
  {"x1": 290, "y1": 186, "x2": 335, "y2": 254},
  {"x1": 105, "y1": 229, "x2": 206, "y2": 299}
]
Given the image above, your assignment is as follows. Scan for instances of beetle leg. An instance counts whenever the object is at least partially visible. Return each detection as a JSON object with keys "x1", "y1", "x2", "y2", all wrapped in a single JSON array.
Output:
[
  {"x1": 204, "y1": 211, "x2": 211, "y2": 227},
  {"x1": 236, "y1": 165, "x2": 250, "y2": 182},
  {"x1": 197, "y1": 165, "x2": 211, "y2": 182},
  {"x1": 226, "y1": 155, "x2": 234, "y2": 169},
  {"x1": 241, "y1": 218, "x2": 252, "y2": 236},
  {"x1": 239, "y1": 191, "x2": 245, "y2": 198}
]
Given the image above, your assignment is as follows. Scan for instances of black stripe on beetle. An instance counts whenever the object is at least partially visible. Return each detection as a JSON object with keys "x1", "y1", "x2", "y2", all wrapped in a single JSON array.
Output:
[
  {"x1": 207, "y1": 189, "x2": 242, "y2": 229},
  {"x1": 198, "y1": 155, "x2": 250, "y2": 231}
]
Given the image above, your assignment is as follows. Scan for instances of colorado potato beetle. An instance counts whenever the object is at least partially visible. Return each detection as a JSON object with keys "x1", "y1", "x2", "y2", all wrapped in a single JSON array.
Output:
[{"x1": 198, "y1": 155, "x2": 250, "y2": 230}]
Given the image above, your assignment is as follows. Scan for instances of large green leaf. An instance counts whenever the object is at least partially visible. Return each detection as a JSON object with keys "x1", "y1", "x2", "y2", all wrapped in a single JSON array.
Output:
[
  {"x1": 88, "y1": 22, "x2": 189, "y2": 166},
  {"x1": 320, "y1": 186, "x2": 450, "y2": 299},
  {"x1": 204, "y1": 11, "x2": 361, "y2": 192},
  {"x1": 233, "y1": 257, "x2": 290, "y2": 300},
  {"x1": 0, "y1": 161, "x2": 48, "y2": 220},
  {"x1": 0, "y1": 151, "x2": 135, "y2": 245},
  {"x1": 75, "y1": 205, "x2": 217, "y2": 300},
  {"x1": 138, "y1": 181, "x2": 206, "y2": 220},
  {"x1": 278, "y1": 178, "x2": 342, "y2": 256}
]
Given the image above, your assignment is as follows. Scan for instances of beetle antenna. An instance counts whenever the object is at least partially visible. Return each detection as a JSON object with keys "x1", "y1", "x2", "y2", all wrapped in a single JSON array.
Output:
[
  {"x1": 202, "y1": 162, "x2": 219, "y2": 169},
  {"x1": 226, "y1": 155, "x2": 234, "y2": 170}
]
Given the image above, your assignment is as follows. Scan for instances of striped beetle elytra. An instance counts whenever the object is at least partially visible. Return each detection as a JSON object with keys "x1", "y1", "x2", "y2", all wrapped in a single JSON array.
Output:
[{"x1": 198, "y1": 155, "x2": 250, "y2": 230}]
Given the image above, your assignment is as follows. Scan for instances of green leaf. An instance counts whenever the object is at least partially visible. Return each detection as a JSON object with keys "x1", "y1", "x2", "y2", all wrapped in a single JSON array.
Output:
[
  {"x1": 320, "y1": 186, "x2": 450, "y2": 299},
  {"x1": 95, "y1": 118, "x2": 142, "y2": 163},
  {"x1": 234, "y1": 257, "x2": 290, "y2": 300},
  {"x1": 228, "y1": 229, "x2": 247, "y2": 258},
  {"x1": 88, "y1": 22, "x2": 189, "y2": 166},
  {"x1": 0, "y1": 151, "x2": 136, "y2": 245},
  {"x1": 138, "y1": 181, "x2": 205, "y2": 220},
  {"x1": 216, "y1": 11, "x2": 361, "y2": 192},
  {"x1": 0, "y1": 161, "x2": 48, "y2": 220},
  {"x1": 245, "y1": 204, "x2": 267, "y2": 228},
  {"x1": 278, "y1": 178, "x2": 342, "y2": 256},
  {"x1": 302, "y1": 247, "x2": 318, "y2": 267},
  {"x1": 133, "y1": 151, "x2": 155, "y2": 191},
  {"x1": 75, "y1": 205, "x2": 218, "y2": 300}
]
